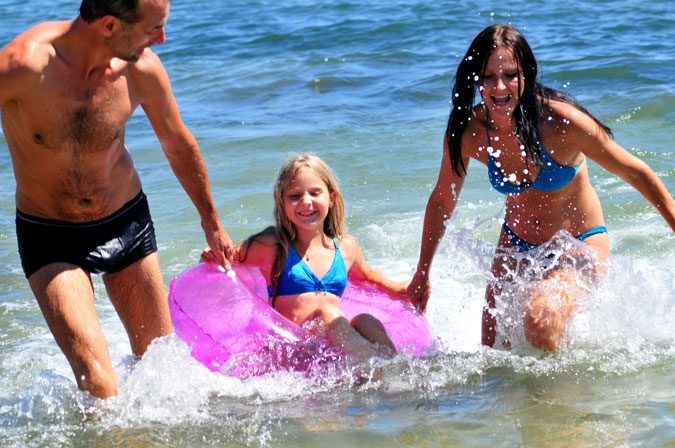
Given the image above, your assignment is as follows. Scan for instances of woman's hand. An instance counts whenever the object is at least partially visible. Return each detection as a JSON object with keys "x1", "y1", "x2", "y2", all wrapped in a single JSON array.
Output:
[{"x1": 407, "y1": 269, "x2": 431, "y2": 314}]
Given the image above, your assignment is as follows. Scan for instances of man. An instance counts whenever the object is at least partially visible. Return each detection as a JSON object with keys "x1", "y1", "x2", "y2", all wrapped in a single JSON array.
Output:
[{"x1": 0, "y1": 0, "x2": 233, "y2": 399}]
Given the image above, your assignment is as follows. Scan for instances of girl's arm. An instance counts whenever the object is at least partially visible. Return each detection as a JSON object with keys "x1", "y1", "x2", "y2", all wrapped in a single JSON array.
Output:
[
  {"x1": 343, "y1": 238, "x2": 409, "y2": 300},
  {"x1": 560, "y1": 103, "x2": 675, "y2": 231},
  {"x1": 408, "y1": 136, "x2": 468, "y2": 313}
]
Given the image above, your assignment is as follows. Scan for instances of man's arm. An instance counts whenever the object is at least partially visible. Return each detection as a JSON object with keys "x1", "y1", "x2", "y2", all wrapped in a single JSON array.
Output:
[{"x1": 134, "y1": 50, "x2": 233, "y2": 267}]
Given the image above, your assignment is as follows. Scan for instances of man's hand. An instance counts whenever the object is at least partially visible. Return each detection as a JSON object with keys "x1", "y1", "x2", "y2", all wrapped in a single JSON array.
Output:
[{"x1": 202, "y1": 222, "x2": 233, "y2": 270}]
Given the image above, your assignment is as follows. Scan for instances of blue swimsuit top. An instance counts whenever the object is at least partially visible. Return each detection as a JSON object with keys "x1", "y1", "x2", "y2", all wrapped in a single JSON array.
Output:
[
  {"x1": 275, "y1": 237, "x2": 348, "y2": 297},
  {"x1": 486, "y1": 124, "x2": 583, "y2": 195}
]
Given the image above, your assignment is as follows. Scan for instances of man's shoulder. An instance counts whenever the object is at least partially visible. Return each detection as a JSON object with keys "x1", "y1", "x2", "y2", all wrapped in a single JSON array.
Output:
[
  {"x1": 125, "y1": 48, "x2": 171, "y2": 99},
  {"x1": 0, "y1": 22, "x2": 67, "y2": 104},
  {"x1": 127, "y1": 48, "x2": 166, "y2": 79},
  {"x1": 2, "y1": 21, "x2": 68, "y2": 73}
]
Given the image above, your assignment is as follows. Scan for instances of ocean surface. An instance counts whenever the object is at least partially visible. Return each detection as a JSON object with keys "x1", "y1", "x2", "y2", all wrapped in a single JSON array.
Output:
[{"x1": 1, "y1": 0, "x2": 673, "y2": 446}]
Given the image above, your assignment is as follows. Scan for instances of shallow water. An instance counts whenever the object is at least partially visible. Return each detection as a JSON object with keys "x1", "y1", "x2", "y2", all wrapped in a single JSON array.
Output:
[{"x1": 1, "y1": 0, "x2": 673, "y2": 446}]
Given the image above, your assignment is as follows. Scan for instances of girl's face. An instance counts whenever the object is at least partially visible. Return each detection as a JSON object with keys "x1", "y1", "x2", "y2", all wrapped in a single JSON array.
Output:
[
  {"x1": 283, "y1": 168, "x2": 334, "y2": 233},
  {"x1": 478, "y1": 46, "x2": 523, "y2": 119}
]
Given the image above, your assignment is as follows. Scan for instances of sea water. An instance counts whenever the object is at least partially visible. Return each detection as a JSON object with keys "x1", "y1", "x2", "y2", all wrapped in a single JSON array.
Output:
[{"x1": 0, "y1": 0, "x2": 673, "y2": 446}]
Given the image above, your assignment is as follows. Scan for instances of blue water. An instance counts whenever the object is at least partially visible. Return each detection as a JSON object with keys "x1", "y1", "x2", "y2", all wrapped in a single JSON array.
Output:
[{"x1": 1, "y1": 0, "x2": 673, "y2": 446}]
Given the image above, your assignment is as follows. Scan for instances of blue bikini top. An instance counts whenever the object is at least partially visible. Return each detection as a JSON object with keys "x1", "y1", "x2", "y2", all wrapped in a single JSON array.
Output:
[
  {"x1": 275, "y1": 236, "x2": 348, "y2": 297},
  {"x1": 486, "y1": 124, "x2": 583, "y2": 195}
]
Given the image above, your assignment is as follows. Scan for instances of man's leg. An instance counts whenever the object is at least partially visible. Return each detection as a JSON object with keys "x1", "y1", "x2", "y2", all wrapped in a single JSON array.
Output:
[
  {"x1": 102, "y1": 252, "x2": 172, "y2": 357},
  {"x1": 28, "y1": 263, "x2": 119, "y2": 399}
]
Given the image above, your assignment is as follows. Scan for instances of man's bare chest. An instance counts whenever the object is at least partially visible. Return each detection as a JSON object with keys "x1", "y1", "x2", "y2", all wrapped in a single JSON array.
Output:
[{"x1": 19, "y1": 68, "x2": 138, "y2": 154}]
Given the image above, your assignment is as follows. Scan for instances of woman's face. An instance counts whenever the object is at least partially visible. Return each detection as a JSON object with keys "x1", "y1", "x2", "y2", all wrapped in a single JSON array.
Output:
[{"x1": 478, "y1": 46, "x2": 523, "y2": 120}]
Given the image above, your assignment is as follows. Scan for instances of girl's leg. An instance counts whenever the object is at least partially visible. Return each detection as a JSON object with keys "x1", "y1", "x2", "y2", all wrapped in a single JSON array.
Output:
[
  {"x1": 306, "y1": 304, "x2": 379, "y2": 363},
  {"x1": 350, "y1": 313, "x2": 396, "y2": 358}
]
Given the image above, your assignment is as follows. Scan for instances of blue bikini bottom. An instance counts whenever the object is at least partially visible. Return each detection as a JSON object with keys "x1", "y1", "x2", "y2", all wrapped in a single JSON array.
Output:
[{"x1": 503, "y1": 221, "x2": 607, "y2": 252}]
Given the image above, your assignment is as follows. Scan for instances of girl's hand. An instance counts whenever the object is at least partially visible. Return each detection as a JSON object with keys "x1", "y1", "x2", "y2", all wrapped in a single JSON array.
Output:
[
  {"x1": 201, "y1": 248, "x2": 219, "y2": 264},
  {"x1": 385, "y1": 280, "x2": 411, "y2": 301}
]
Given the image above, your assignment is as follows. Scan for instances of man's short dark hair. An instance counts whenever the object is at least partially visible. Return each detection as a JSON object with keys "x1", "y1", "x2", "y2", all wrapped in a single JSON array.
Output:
[{"x1": 80, "y1": 0, "x2": 142, "y2": 24}]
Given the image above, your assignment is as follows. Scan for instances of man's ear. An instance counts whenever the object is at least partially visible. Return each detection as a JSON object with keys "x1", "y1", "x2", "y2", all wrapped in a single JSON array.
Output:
[{"x1": 99, "y1": 15, "x2": 120, "y2": 37}]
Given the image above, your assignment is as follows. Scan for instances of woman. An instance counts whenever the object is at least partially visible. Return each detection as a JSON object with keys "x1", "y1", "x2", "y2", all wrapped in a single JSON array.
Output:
[{"x1": 408, "y1": 24, "x2": 675, "y2": 350}]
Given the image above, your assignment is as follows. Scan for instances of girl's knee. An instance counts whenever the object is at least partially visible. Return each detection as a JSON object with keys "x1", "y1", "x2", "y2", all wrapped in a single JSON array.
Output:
[
  {"x1": 350, "y1": 313, "x2": 396, "y2": 357},
  {"x1": 350, "y1": 313, "x2": 381, "y2": 330}
]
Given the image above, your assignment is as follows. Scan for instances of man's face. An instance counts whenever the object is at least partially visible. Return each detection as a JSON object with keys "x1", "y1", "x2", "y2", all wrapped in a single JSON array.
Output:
[{"x1": 108, "y1": 0, "x2": 170, "y2": 63}]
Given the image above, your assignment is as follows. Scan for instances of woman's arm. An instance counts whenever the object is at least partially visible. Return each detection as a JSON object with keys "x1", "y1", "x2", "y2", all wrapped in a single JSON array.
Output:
[
  {"x1": 560, "y1": 103, "x2": 675, "y2": 231},
  {"x1": 408, "y1": 137, "x2": 468, "y2": 313}
]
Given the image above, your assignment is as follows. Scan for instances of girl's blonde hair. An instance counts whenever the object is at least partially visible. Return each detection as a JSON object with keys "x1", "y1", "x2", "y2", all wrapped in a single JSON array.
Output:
[{"x1": 243, "y1": 154, "x2": 346, "y2": 301}]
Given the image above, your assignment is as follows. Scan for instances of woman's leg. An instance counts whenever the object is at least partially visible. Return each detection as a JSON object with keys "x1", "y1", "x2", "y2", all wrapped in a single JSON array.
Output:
[
  {"x1": 523, "y1": 231, "x2": 610, "y2": 350},
  {"x1": 483, "y1": 229, "x2": 518, "y2": 347}
]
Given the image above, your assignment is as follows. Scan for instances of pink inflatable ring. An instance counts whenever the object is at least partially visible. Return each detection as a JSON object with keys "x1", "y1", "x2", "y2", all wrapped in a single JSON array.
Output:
[{"x1": 168, "y1": 263, "x2": 434, "y2": 373}]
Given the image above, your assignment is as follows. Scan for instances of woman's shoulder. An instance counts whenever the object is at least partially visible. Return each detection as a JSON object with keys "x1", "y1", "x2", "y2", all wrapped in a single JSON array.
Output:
[
  {"x1": 543, "y1": 99, "x2": 604, "y2": 138},
  {"x1": 463, "y1": 107, "x2": 487, "y2": 140}
]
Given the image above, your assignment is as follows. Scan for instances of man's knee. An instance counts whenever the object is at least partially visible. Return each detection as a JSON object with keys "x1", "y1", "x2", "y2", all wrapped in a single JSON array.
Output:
[{"x1": 74, "y1": 362, "x2": 119, "y2": 399}]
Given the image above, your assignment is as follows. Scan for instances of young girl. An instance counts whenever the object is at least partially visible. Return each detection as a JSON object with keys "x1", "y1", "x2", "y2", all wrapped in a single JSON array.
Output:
[{"x1": 203, "y1": 154, "x2": 408, "y2": 362}]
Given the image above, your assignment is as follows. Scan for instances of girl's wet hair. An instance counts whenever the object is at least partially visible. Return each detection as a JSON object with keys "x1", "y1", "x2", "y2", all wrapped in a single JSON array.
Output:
[
  {"x1": 242, "y1": 154, "x2": 346, "y2": 301},
  {"x1": 446, "y1": 23, "x2": 612, "y2": 176}
]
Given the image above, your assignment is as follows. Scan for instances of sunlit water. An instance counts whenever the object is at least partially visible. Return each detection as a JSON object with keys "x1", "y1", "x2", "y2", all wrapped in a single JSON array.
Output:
[{"x1": 1, "y1": 0, "x2": 673, "y2": 446}]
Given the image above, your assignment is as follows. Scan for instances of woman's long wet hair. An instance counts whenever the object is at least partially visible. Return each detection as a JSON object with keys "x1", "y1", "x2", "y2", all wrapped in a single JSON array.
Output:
[
  {"x1": 240, "y1": 154, "x2": 346, "y2": 303},
  {"x1": 446, "y1": 24, "x2": 613, "y2": 176}
]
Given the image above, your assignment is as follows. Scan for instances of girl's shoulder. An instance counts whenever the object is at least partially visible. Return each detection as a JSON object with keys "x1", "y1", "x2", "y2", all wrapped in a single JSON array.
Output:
[
  {"x1": 336, "y1": 234, "x2": 360, "y2": 251},
  {"x1": 248, "y1": 232, "x2": 279, "y2": 247},
  {"x1": 336, "y1": 234, "x2": 357, "y2": 247},
  {"x1": 336, "y1": 234, "x2": 364, "y2": 259},
  {"x1": 236, "y1": 228, "x2": 279, "y2": 263}
]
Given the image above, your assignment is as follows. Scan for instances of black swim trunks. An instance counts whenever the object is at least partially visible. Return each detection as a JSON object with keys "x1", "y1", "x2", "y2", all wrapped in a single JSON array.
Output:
[{"x1": 16, "y1": 190, "x2": 158, "y2": 278}]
